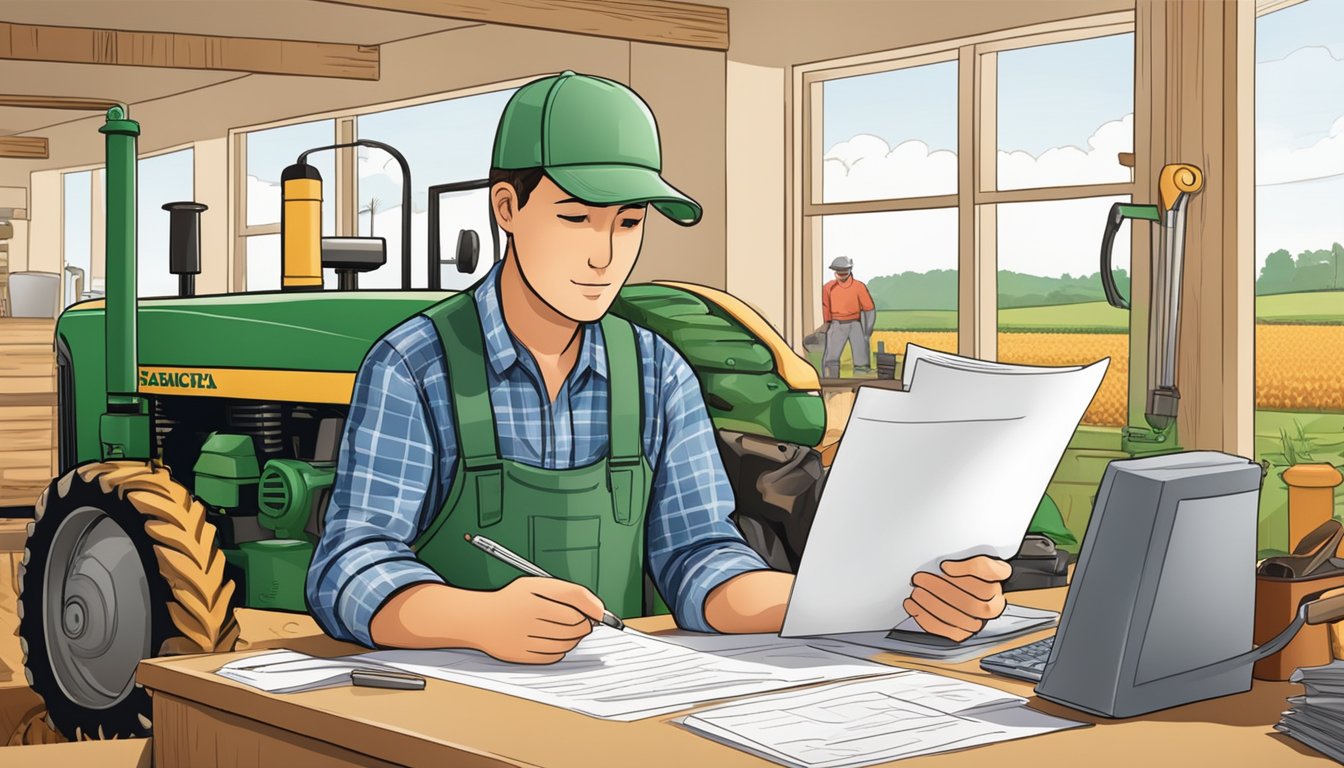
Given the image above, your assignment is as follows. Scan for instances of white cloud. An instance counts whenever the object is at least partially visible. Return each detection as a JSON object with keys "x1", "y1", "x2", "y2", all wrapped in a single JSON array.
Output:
[
  {"x1": 823, "y1": 136, "x2": 956, "y2": 200},
  {"x1": 998, "y1": 114, "x2": 1133, "y2": 189},
  {"x1": 246, "y1": 175, "x2": 280, "y2": 226},
  {"x1": 1259, "y1": 113, "x2": 1344, "y2": 185}
]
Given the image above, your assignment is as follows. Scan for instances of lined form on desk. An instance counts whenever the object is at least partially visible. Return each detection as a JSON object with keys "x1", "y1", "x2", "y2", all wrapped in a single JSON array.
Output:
[
  {"x1": 216, "y1": 627, "x2": 900, "y2": 721},
  {"x1": 680, "y1": 672, "x2": 1088, "y2": 768}
]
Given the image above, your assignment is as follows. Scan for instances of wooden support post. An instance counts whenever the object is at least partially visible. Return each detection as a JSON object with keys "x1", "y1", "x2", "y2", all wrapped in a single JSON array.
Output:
[{"x1": 1136, "y1": 0, "x2": 1255, "y2": 456}]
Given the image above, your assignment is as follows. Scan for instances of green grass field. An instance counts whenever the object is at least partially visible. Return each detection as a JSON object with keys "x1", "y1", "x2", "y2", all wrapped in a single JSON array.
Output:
[
  {"x1": 1256, "y1": 290, "x2": 1344, "y2": 324},
  {"x1": 876, "y1": 301, "x2": 1129, "y2": 333}
]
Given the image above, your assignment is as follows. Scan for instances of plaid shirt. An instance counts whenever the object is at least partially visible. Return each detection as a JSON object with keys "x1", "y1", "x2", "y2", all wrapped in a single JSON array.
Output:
[{"x1": 306, "y1": 261, "x2": 770, "y2": 646}]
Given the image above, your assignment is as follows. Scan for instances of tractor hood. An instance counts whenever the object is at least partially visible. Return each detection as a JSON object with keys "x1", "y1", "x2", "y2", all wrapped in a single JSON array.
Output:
[{"x1": 61, "y1": 291, "x2": 447, "y2": 373}]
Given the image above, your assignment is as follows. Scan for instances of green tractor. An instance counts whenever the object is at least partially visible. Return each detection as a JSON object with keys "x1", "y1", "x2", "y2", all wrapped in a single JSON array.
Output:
[{"x1": 17, "y1": 107, "x2": 829, "y2": 740}]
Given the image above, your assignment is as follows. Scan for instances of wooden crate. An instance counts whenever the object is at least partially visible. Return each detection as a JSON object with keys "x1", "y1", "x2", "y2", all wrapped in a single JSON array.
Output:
[{"x1": 0, "y1": 319, "x2": 56, "y2": 508}]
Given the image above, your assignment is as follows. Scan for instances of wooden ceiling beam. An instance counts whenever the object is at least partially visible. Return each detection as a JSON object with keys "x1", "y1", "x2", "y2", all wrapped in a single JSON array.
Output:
[
  {"x1": 0, "y1": 21, "x2": 379, "y2": 80},
  {"x1": 314, "y1": 0, "x2": 729, "y2": 51},
  {"x1": 0, "y1": 95, "x2": 120, "y2": 111},
  {"x1": 0, "y1": 136, "x2": 47, "y2": 159}
]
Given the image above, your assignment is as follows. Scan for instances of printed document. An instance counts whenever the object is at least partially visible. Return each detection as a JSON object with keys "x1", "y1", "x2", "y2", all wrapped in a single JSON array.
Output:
[
  {"x1": 681, "y1": 671, "x2": 1087, "y2": 768},
  {"x1": 217, "y1": 626, "x2": 899, "y2": 720},
  {"x1": 783, "y1": 346, "x2": 1107, "y2": 636}
]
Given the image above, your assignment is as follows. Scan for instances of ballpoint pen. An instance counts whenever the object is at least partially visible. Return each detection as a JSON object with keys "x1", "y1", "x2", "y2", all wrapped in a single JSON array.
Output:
[{"x1": 465, "y1": 534, "x2": 626, "y2": 631}]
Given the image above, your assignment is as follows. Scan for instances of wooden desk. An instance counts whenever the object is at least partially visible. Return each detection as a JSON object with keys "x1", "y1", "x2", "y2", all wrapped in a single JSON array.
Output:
[{"x1": 138, "y1": 588, "x2": 1333, "y2": 767}]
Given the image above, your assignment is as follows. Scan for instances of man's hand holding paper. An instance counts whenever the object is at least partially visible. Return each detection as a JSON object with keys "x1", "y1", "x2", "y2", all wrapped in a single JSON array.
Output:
[{"x1": 907, "y1": 556, "x2": 1013, "y2": 641}]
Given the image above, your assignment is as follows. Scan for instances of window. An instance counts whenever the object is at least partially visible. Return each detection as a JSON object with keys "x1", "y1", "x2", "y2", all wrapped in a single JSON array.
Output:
[
  {"x1": 240, "y1": 119, "x2": 335, "y2": 292},
  {"x1": 62, "y1": 170, "x2": 94, "y2": 306},
  {"x1": 798, "y1": 15, "x2": 1138, "y2": 551},
  {"x1": 1253, "y1": 0, "x2": 1344, "y2": 556},
  {"x1": 996, "y1": 196, "x2": 1131, "y2": 427},
  {"x1": 996, "y1": 35, "x2": 1134, "y2": 191},
  {"x1": 356, "y1": 88, "x2": 515, "y2": 290},
  {"x1": 234, "y1": 85, "x2": 520, "y2": 293},
  {"x1": 805, "y1": 53, "x2": 961, "y2": 378},
  {"x1": 801, "y1": 23, "x2": 1135, "y2": 400},
  {"x1": 138, "y1": 148, "x2": 194, "y2": 298},
  {"x1": 246, "y1": 120, "x2": 336, "y2": 231},
  {"x1": 821, "y1": 61, "x2": 958, "y2": 202}
]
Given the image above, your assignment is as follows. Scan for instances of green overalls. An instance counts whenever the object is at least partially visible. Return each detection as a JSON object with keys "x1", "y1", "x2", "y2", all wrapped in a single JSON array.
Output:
[{"x1": 411, "y1": 293, "x2": 656, "y2": 619}]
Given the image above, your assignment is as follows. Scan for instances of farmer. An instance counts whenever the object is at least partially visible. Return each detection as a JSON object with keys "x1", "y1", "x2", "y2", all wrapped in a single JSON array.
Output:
[
  {"x1": 306, "y1": 72, "x2": 1011, "y2": 662},
  {"x1": 821, "y1": 256, "x2": 877, "y2": 378}
]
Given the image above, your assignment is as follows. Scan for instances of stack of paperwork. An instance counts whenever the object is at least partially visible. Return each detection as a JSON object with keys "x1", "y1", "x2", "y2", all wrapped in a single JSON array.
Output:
[
  {"x1": 1278, "y1": 661, "x2": 1344, "y2": 761},
  {"x1": 218, "y1": 626, "x2": 900, "y2": 721}
]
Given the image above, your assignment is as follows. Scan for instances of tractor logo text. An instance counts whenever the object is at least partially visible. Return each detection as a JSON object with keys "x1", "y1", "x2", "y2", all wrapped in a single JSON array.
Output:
[{"x1": 138, "y1": 369, "x2": 219, "y2": 390}]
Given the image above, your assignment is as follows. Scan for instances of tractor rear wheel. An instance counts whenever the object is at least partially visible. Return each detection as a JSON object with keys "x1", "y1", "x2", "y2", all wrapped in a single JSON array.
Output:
[{"x1": 18, "y1": 461, "x2": 240, "y2": 740}]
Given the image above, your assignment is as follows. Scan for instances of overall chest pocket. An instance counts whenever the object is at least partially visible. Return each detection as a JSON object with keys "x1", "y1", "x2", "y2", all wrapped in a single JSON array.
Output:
[{"x1": 529, "y1": 515, "x2": 601, "y2": 593}]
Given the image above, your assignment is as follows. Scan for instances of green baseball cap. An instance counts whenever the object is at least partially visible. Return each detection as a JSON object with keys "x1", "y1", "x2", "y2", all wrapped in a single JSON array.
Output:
[{"x1": 492, "y1": 71, "x2": 702, "y2": 226}]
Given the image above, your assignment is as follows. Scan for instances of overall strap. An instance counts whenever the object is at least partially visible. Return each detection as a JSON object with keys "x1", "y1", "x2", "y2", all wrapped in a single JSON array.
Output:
[
  {"x1": 423, "y1": 293, "x2": 501, "y2": 470},
  {"x1": 599, "y1": 314, "x2": 643, "y2": 465}
]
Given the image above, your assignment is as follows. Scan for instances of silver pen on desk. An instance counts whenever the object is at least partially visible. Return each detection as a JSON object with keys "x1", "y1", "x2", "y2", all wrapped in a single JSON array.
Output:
[{"x1": 465, "y1": 534, "x2": 625, "y2": 631}]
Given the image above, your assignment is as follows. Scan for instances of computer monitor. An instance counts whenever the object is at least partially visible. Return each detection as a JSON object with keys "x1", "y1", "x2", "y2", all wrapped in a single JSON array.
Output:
[{"x1": 1034, "y1": 451, "x2": 1265, "y2": 718}]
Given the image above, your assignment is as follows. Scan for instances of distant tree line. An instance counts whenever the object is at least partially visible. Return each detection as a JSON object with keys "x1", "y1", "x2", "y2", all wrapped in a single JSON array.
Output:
[
  {"x1": 860, "y1": 242, "x2": 1344, "y2": 310},
  {"x1": 866, "y1": 269, "x2": 1130, "y2": 311},
  {"x1": 1257, "y1": 244, "x2": 1344, "y2": 296}
]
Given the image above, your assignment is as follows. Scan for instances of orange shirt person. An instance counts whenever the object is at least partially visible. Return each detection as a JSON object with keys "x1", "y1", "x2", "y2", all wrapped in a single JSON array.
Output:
[{"x1": 821, "y1": 256, "x2": 876, "y2": 377}]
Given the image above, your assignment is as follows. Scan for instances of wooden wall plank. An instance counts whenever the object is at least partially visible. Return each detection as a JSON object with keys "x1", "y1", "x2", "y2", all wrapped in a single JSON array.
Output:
[
  {"x1": 0, "y1": 95, "x2": 119, "y2": 111},
  {"x1": 0, "y1": 352, "x2": 54, "y2": 378},
  {"x1": 316, "y1": 0, "x2": 729, "y2": 51},
  {"x1": 0, "y1": 21, "x2": 379, "y2": 80},
  {"x1": 0, "y1": 137, "x2": 47, "y2": 160},
  {"x1": 0, "y1": 319, "x2": 56, "y2": 346}
]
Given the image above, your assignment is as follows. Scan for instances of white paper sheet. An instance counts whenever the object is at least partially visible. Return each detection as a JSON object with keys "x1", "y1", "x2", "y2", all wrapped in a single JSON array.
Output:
[
  {"x1": 681, "y1": 672, "x2": 1088, "y2": 768},
  {"x1": 217, "y1": 651, "x2": 393, "y2": 694},
  {"x1": 783, "y1": 350, "x2": 1106, "y2": 637},
  {"x1": 216, "y1": 627, "x2": 903, "y2": 721}
]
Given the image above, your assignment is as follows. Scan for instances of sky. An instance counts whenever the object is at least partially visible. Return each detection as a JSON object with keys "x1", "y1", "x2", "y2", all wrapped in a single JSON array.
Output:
[{"x1": 822, "y1": 31, "x2": 1135, "y2": 284}]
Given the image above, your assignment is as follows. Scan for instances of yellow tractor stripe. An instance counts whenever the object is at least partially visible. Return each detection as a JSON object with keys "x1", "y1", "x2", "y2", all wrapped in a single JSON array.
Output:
[
  {"x1": 137, "y1": 366, "x2": 355, "y2": 404},
  {"x1": 653, "y1": 281, "x2": 821, "y2": 392}
]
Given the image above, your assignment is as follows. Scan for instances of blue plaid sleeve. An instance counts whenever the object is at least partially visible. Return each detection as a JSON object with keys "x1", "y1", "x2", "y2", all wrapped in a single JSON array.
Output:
[
  {"x1": 306, "y1": 327, "x2": 448, "y2": 647},
  {"x1": 642, "y1": 334, "x2": 772, "y2": 633}
]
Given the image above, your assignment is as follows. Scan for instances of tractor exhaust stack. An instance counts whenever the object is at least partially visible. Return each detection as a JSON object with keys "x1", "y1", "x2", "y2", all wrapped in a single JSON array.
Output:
[
  {"x1": 98, "y1": 105, "x2": 151, "y2": 460},
  {"x1": 164, "y1": 201, "x2": 206, "y2": 298}
]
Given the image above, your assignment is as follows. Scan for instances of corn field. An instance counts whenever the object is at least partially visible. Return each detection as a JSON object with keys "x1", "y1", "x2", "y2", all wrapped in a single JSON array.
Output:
[
  {"x1": 871, "y1": 324, "x2": 1344, "y2": 426},
  {"x1": 1255, "y1": 325, "x2": 1344, "y2": 410}
]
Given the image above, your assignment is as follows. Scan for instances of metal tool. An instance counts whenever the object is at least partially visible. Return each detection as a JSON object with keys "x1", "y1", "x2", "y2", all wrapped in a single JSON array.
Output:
[{"x1": 1099, "y1": 163, "x2": 1203, "y2": 453}]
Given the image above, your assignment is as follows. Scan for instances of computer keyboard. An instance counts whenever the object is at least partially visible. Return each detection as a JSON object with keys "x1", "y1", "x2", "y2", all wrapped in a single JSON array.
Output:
[{"x1": 979, "y1": 636, "x2": 1055, "y2": 682}]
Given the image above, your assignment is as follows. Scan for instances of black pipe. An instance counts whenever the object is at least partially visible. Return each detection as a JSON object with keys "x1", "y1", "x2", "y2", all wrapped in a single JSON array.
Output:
[
  {"x1": 163, "y1": 201, "x2": 206, "y2": 298},
  {"x1": 298, "y1": 140, "x2": 413, "y2": 289}
]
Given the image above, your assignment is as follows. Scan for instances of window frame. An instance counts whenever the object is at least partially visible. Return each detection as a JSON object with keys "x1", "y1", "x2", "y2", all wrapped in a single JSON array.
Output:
[
  {"x1": 57, "y1": 140, "x2": 196, "y2": 299},
  {"x1": 228, "y1": 76, "x2": 540, "y2": 292},
  {"x1": 790, "y1": 10, "x2": 1140, "y2": 377}
]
